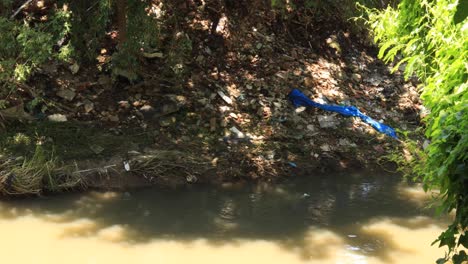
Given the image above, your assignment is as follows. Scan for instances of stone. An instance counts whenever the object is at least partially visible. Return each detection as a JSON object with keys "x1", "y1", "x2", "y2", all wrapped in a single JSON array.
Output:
[
  {"x1": 118, "y1": 101, "x2": 131, "y2": 109},
  {"x1": 351, "y1": 73, "x2": 361, "y2": 82},
  {"x1": 339, "y1": 138, "x2": 356, "y2": 147},
  {"x1": 317, "y1": 115, "x2": 339, "y2": 128},
  {"x1": 295, "y1": 106, "x2": 306, "y2": 113},
  {"x1": 220, "y1": 119, "x2": 228, "y2": 127},
  {"x1": 140, "y1": 105, "x2": 155, "y2": 112},
  {"x1": 109, "y1": 115, "x2": 119, "y2": 122},
  {"x1": 48, "y1": 114, "x2": 67, "y2": 122},
  {"x1": 90, "y1": 145, "x2": 104, "y2": 154},
  {"x1": 161, "y1": 103, "x2": 180, "y2": 115},
  {"x1": 98, "y1": 75, "x2": 112, "y2": 86},
  {"x1": 423, "y1": 140, "x2": 430, "y2": 150},
  {"x1": 56, "y1": 89, "x2": 76, "y2": 101},
  {"x1": 229, "y1": 126, "x2": 245, "y2": 138},
  {"x1": 69, "y1": 63, "x2": 79, "y2": 74},
  {"x1": 210, "y1": 117, "x2": 217, "y2": 132},
  {"x1": 83, "y1": 100, "x2": 94, "y2": 113},
  {"x1": 196, "y1": 55, "x2": 204, "y2": 64},
  {"x1": 159, "y1": 116, "x2": 176, "y2": 127},
  {"x1": 307, "y1": 124, "x2": 315, "y2": 131},
  {"x1": 320, "y1": 144, "x2": 331, "y2": 152}
]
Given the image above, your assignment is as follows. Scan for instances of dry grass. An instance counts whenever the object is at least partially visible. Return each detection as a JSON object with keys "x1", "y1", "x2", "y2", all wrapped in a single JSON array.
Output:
[
  {"x1": 129, "y1": 150, "x2": 210, "y2": 183},
  {"x1": 0, "y1": 146, "x2": 84, "y2": 196}
]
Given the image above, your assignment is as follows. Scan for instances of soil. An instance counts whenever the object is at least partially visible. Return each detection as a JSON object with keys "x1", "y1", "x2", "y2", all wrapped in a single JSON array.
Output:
[{"x1": 1, "y1": 3, "x2": 424, "y2": 191}]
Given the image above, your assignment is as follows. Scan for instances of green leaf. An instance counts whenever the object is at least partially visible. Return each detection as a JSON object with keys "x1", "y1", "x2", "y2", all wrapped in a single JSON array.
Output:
[
  {"x1": 452, "y1": 250, "x2": 468, "y2": 264},
  {"x1": 458, "y1": 234, "x2": 468, "y2": 248}
]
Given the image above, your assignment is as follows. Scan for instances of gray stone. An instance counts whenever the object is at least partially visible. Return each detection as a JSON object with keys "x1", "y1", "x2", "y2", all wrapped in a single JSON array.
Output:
[
  {"x1": 320, "y1": 144, "x2": 331, "y2": 152},
  {"x1": 351, "y1": 73, "x2": 362, "y2": 82},
  {"x1": 161, "y1": 103, "x2": 180, "y2": 115},
  {"x1": 90, "y1": 145, "x2": 104, "y2": 154},
  {"x1": 159, "y1": 116, "x2": 176, "y2": 127},
  {"x1": 56, "y1": 89, "x2": 76, "y2": 101},
  {"x1": 109, "y1": 115, "x2": 119, "y2": 122},
  {"x1": 83, "y1": 100, "x2": 94, "y2": 113},
  {"x1": 339, "y1": 138, "x2": 356, "y2": 148},
  {"x1": 48, "y1": 114, "x2": 67, "y2": 122},
  {"x1": 317, "y1": 115, "x2": 339, "y2": 128}
]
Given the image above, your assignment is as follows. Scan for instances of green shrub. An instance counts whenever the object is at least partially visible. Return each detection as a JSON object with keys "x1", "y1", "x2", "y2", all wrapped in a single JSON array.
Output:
[{"x1": 363, "y1": 0, "x2": 467, "y2": 262}]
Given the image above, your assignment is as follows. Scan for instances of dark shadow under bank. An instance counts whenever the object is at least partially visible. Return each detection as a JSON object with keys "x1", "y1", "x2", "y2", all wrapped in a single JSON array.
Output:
[{"x1": 0, "y1": 120, "x2": 400, "y2": 195}]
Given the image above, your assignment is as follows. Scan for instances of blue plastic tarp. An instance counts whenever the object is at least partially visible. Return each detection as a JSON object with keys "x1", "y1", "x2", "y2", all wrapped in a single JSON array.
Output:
[{"x1": 288, "y1": 89, "x2": 397, "y2": 138}]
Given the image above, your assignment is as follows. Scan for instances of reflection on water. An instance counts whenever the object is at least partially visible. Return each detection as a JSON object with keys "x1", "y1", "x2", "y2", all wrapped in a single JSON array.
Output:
[{"x1": 0, "y1": 173, "x2": 450, "y2": 263}]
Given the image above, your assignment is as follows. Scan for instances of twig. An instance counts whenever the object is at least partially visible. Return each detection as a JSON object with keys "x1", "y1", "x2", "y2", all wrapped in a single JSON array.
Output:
[
  {"x1": 10, "y1": 0, "x2": 34, "y2": 19},
  {"x1": 72, "y1": 164, "x2": 117, "y2": 175}
]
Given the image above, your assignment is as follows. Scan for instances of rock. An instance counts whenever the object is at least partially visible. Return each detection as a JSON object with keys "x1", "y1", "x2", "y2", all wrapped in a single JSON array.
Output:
[
  {"x1": 229, "y1": 126, "x2": 245, "y2": 138},
  {"x1": 90, "y1": 145, "x2": 104, "y2": 154},
  {"x1": 98, "y1": 75, "x2": 112, "y2": 86},
  {"x1": 220, "y1": 119, "x2": 228, "y2": 127},
  {"x1": 109, "y1": 115, "x2": 119, "y2": 122},
  {"x1": 83, "y1": 100, "x2": 94, "y2": 113},
  {"x1": 69, "y1": 63, "x2": 79, "y2": 74},
  {"x1": 159, "y1": 116, "x2": 176, "y2": 127},
  {"x1": 210, "y1": 117, "x2": 217, "y2": 132},
  {"x1": 140, "y1": 105, "x2": 155, "y2": 112},
  {"x1": 197, "y1": 98, "x2": 209, "y2": 105},
  {"x1": 0, "y1": 103, "x2": 33, "y2": 121},
  {"x1": 317, "y1": 115, "x2": 339, "y2": 128},
  {"x1": 118, "y1": 101, "x2": 131, "y2": 109},
  {"x1": 339, "y1": 138, "x2": 356, "y2": 147},
  {"x1": 423, "y1": 140, "x2": 430, "y2": 150},
  {"x1": 196, "y1": 55, "x2": 204, "y2": 64},
  {"x1": 304, "y1": 77, "x2": 314, "y2": 87},
  {"x1": 307, "y1": 124, "x2": 315, "y2": 131},
  {"x1": 320, "y1": 144, "x2": 331, "y2": 152},
  {"x1": 161, "y1": 103, "x2": 180, "y2": 115},
  {"x1": 56, "y1": 89, "x2": 76, "y2": 101},
  {"x1": 295, "y1": 106, "x2": 306, "y2": 113},
  {"x1": 351, "y1": 73, "x2": 362, "y2": 82},
  {"x1": 48, "y1": 114, "x2": 67, "y2": 122}
]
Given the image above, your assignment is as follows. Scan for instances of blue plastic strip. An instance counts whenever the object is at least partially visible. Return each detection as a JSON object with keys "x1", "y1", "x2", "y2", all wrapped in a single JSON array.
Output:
[{"x1": 288, "y1": 89, "x2": 397, "y2": 138}]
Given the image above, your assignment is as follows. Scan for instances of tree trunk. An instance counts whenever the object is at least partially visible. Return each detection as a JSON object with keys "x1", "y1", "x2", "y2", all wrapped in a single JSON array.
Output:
[{"x1": 116, "y1": 0, "x2": 127, "y2": 45}]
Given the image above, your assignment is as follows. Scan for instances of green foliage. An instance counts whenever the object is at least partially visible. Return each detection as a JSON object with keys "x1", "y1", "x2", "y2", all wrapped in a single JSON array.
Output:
[
  {"x1": 111, "y1": 0, "x2": 161, "y2": 81},
  {"x1": 0, "y1": 5, "x2": 73, "y2": 91},
  {"x1": 66, "y1": 0, "x2": 112, "y2": 62},
  {"x1": 270, "y1": 0, "x2": 396, "y2": 18},
  {"x1": 363, "y1": 0, "x2": 467, "y2": 262},
  {"x1": 0, "y1": 1, "x2": 163, "y2": 85}
]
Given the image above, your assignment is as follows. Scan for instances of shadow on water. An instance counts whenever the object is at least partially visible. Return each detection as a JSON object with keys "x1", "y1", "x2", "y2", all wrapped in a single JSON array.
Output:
[{"x1": 0, "y1": 172, "x2": 449, "y2": 262}]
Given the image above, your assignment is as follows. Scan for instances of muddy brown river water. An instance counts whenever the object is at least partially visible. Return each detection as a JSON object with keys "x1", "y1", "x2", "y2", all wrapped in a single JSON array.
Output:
[{"x1": 0, "y1": 173, "x2": 451, "y2": 263}]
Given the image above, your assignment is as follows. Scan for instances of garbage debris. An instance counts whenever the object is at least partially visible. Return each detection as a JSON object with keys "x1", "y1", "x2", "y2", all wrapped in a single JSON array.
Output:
[
  {"x1": 288, "y1": 89, "x2": 397, "y2": 138},
  {"x1": 123, "y1": 161, "x2": 131, "y2": 171},
  {"x1": 217, "y1": 91, "x2": 233, "y2": 105},
  {"x1": 229, "y1": 126, "x2": 245, "y2": 138}
]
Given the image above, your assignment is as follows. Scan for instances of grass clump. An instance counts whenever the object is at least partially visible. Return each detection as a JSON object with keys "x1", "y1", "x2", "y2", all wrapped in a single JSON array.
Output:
[{"x1": 0, "y1": 145, "x2": 83, "y2": 196}]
